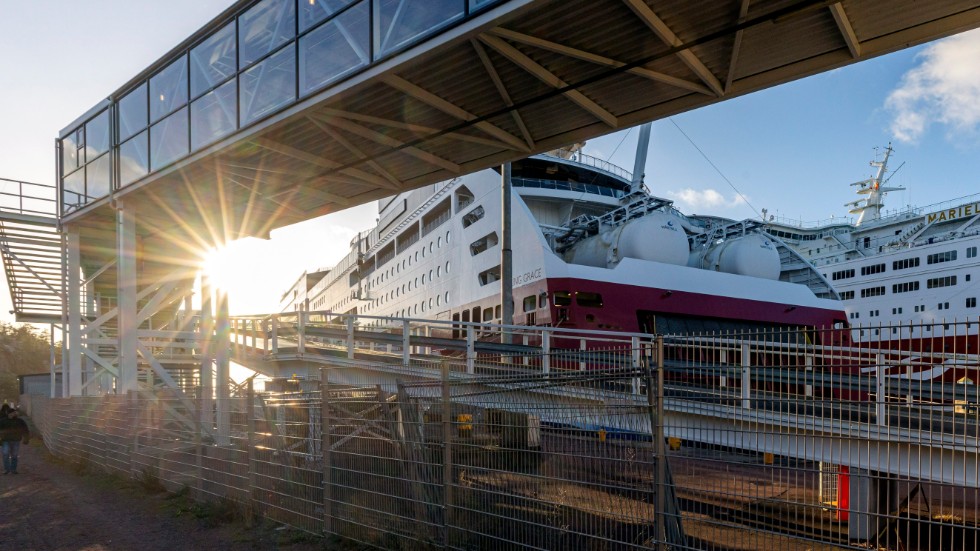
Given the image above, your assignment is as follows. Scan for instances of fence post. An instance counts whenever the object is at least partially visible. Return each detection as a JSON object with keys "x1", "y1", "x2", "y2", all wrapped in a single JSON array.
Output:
[
  {"x1": 298, "y1": 311, "x2": 306, "y2": 355},
  {"x1": 805, "y1": 353, "x2": 814, "y2": 398},
  {"x1": 542, "y1": 330, "x2": 550, "y2": 375},
  {"x1": 271, "y1": 315, "x2": 279, "y2": 354},
  {"x1": 321, "y1": 369, "x2": 333, "y2": 537},
  {"x1": 631, "y1": 336, "x2": 641, "y2": 395},
  {"x1": 246, "y1": 379, "x2": 257, "y2": 517},
  {"x1": 466, "y1": 329, "x2": 475, "y2": 375},
  {"x1": 441, "y1": 359, "x2": 453, "y2": 546},
  {"x1": 876, "y1": 353, "x2": 887, "y2": 426},
  {"x1": 402, "y1": 319, "x2": 411, "y2": 367},
  {"x1": 195, "y1": 388, "x2": 203, "y2": 500},
  {"x1": 741, "y1": 342, "x2": 752, "y2": 410},
  {"x1": 646, "y1": 335, "x2": 667, "y2": 550},
  {"x1": 346, "y1": 316, "x2": 355, "y2": 360},
  {"x1": 129, "y1": 390, "x2": 139, "y2": 480},
  {"x1": 579, "y1": 338, "x2": 586, "y2": 371}
]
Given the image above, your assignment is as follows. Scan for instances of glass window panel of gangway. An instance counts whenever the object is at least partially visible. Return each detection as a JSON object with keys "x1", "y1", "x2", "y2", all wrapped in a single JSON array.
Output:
[
  {"x1": 299, "y1": 1, "x2": 370, "y2": 96},
  {"x1": 190, "y1": 22, "x2": 237, "y2": 98},
  {"x1": 191, "y1": 80, "x2": 238, "y2": 151}
]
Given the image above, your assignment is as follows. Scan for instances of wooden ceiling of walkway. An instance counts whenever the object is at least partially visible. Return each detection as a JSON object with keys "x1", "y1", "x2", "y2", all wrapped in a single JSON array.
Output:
[{"x1": 68, "y1": 0, "x2": 980, "y2": 262}]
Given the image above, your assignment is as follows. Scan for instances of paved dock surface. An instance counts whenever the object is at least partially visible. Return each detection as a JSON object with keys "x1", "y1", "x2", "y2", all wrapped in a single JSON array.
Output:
[{"x1": 0, "y1": 425, "x2": 326, "y2": 550}]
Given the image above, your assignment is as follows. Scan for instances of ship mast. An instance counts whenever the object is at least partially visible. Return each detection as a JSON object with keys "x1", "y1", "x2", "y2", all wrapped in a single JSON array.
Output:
[
  {"x1": 630, "y1": 123, "x2": 653, "y2": 193},
  {"x1": 845, "y1": 143, "x2": 905, "y2": 226}
]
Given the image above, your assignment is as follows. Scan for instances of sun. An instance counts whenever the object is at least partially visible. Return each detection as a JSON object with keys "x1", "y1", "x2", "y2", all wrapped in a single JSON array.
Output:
[{"x1": 201, "y1": 245, "x2": 240, "y2": 294}]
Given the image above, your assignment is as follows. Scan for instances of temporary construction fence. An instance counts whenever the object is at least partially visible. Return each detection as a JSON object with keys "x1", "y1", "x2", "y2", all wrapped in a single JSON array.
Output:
[{"x1": 28, "y1": 322, "x2": 980, "y2": 550}]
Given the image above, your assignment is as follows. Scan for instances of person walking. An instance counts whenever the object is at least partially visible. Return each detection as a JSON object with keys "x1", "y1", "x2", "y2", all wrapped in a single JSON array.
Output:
[{"x1": 0, "y1": 408, "x2": 30, "y2": 474}]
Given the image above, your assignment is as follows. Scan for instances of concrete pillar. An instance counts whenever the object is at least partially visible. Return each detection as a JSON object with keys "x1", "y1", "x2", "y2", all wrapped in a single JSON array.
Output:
[
  {"x1": 847, "y1": 469, "x2": 897, "y2": 542},
  {"x1": 66, "y1": 230, "x2": 83, "y2": 396},
  {"x1": 117, "y1": 203, "x2": 139, "y2": 393}
]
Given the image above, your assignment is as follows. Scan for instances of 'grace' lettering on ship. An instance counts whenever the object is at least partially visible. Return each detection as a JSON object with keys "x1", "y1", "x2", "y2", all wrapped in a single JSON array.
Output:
[
  {"x1": 513, "y1": 268, "x2": 543, "y2": 286},
  {"x1": 927, "y1": 202, "x2": 980, "y2": 224}
]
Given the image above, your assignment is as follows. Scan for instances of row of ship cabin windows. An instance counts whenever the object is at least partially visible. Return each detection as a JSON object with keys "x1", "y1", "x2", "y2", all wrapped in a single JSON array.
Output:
[
  {"x1": 829, "y1": 247, "x2": 977, "y2": 281},
  {"x1": 366, "y1": 264, "x2": 452, "y2": 309},
  {"x1": 343, "y1": 288, "x2": 606, "y2": 330},
  {"x1": 370, "y1": 231, "x2": 452, "y2": 286},
  {"x1": 847, "y1": 297, "x2": 978, "y2": 320},
  {"x1": 839, "y1": 274, "x2": 969, "y2": 301},
  {"x1": 857, "y1": 324, "x2": 973, "y2": 337}
]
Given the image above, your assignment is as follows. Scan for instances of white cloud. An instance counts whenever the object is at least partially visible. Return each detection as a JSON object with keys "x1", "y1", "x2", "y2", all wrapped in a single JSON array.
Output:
[
  {"x1": 886, "y1": 29, "x2": 980, "y2": 143},
  {"x1": 665, "y1": 188, "x2": 745, "y2": 212}
]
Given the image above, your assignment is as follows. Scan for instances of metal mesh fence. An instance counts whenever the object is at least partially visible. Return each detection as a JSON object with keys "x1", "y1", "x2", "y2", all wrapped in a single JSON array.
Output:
[{"x1": 31, "y1": 322, "x2": 980, "y2": 550}]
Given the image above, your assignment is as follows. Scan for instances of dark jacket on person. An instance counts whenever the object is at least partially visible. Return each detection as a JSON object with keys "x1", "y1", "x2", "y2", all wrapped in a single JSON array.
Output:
[{"x1": 0, "y1": 415, "x2": 29, "y2": 443}]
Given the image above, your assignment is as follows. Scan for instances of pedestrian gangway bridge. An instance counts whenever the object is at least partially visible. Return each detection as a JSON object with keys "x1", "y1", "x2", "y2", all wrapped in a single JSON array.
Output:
[
  {"x1": 221, "y1": 312, "x2": 980, "y2": 545},
  {"x1": 225, "y1": 312, "x2": 980, "y2": 488}
]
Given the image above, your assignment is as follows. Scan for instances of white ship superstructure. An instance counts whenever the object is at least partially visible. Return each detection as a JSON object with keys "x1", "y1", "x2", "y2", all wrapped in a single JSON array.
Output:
[
  {"x1": 767, "y1": 145, "x2": 980, "y2": 351},
  {"x1": 282, "y1": 143, "x2": 847, "y2": 341}
]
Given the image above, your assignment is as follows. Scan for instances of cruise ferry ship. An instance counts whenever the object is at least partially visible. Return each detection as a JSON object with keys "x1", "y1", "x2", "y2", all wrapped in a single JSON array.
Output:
[
  {"x1": 281, "y1": 136, "x2": 847, "y2": 342},
  {"x1": 766, "y1": 145, "x2": 980, "y2": 356}
]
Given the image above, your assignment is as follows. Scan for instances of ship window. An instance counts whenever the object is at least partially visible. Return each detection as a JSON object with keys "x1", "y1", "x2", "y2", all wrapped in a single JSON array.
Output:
[
  {"x1": 446, "y1": 292, "x2": 450, "y2": 304},
  {"x1": 927, "y1": 250, "x2": 957, "y2": 264},
  {"x1": 422, "y1": 199, "x2": 450, "y2": 236},
  {"x1": 576, "y1": 292, "x2": 603, "y2": 308},
  {"x1": 554, "y1": 291, "x2": 572, "y2": 307},
  {"x1": 495, "y1": 305, "x2": 501, "y2": 318},
  {"x1": 860, "y1": 263, "x2": 886, "y2": 276},
  {"x1": 839, "y1": 291, "x2": 854, "y2": 300},
  {"x1": 455, "y1": 185, "x2": 474, "y2": 211},
  {"x1": 832, "y1": 269, "x2": 855, "y2": 281},
  {"x1": 462, "y1": 206, "x2": 485, "y2": 228},
  {"x1": 470, "y1": 232, "x2": 499, "y2": 256},
  {"x1": 967, "y1": 297, "x2": 976, "y2": 308},
  {"x1": 892, "y1": 257, "x2": 920, "y2": 270},
  {"x1": 968, "y1": 247, "x2": 978, "y2": 258},
  {"x1": 437, "y1": 266, "x2": 441, "y2": 277},
  {"x1": 927, "y1": 275, "x2": 957, "y2": 289},
  {"x1": 859, "y1": 286, "x2": 885, "y2": 298},
  {"x1": 539, "y1": 292, "x2": 548, "y2": 309},
  {"x1": 523, "y1": 295, "x2": 536, "y2": 312},
  {"x1": 478, "y1": 265, "x2": 500, "y2": 286},
  {"x1": 892, "y1": 281, "x2": 919, "y2": 294},
  {"x1": 482, "y1": 307, "x2": 492, "y2": 321}
]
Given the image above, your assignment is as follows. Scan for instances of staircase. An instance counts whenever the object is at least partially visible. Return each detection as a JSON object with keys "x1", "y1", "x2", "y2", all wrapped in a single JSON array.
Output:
[{"x1": 0, "y1": 178, "x2": 63, "y2": 323}]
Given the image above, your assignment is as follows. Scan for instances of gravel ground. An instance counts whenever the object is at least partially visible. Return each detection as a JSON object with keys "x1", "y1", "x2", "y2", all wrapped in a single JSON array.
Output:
[{"x1": 0, "y1": 424, "x2": 333, "y2": 551}]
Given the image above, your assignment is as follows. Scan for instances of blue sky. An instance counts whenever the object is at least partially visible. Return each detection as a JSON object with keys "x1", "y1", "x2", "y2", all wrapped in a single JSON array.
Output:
[{"x1": 2, "y1": 1, "x2": 980, "y2": 317}]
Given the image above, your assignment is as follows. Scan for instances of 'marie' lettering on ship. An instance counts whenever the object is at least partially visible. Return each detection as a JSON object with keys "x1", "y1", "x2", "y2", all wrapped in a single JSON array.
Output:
[{"x1": 927, "y1": 202, "x2": 980, "y2": 223}]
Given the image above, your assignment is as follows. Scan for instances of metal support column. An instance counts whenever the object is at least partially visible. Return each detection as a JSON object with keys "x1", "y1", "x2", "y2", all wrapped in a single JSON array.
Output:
[
  {"x1": 501, "y1": 162, "x2": 513, "y2": 344},
  {"x1": 117, "y1": 204, "x2": 139, "y2": 393},
  {"x1": 200, "y1": 275, "x2": 214, "y2": 431},
  {"x1": 66, "y1": 231, "x2": 83, "y2": 396},
  {"x1": 215, "y1": 289, "x2": 231, "y2": 445}
]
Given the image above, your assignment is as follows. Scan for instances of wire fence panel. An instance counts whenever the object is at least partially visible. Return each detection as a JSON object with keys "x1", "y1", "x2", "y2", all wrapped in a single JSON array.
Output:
[{"x1": 29, "y1": 320, "x2": 980, "y2": 550}]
